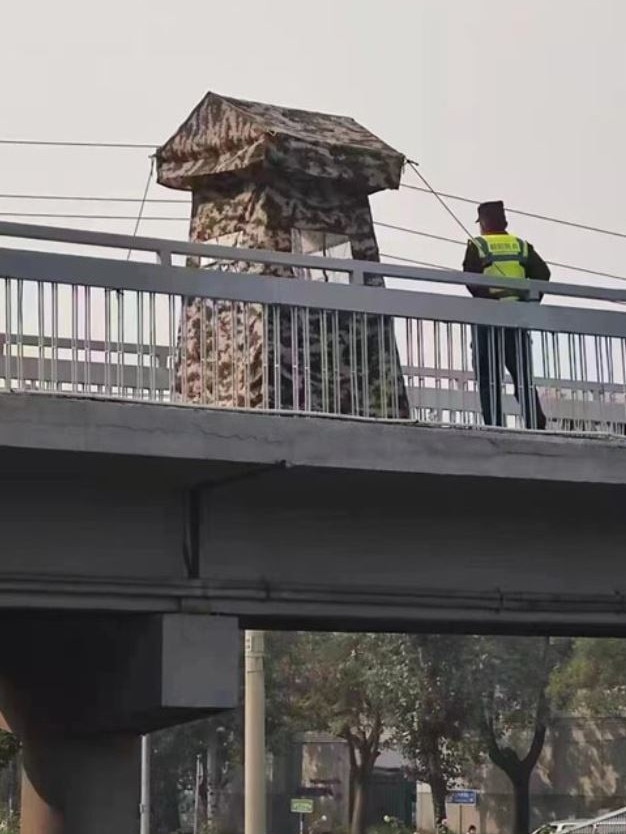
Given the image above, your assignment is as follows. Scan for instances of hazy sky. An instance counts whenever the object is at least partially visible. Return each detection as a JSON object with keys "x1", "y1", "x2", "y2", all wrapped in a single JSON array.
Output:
[{"x1": 2, "y1": 0, "x2": 626, "y2": 290}]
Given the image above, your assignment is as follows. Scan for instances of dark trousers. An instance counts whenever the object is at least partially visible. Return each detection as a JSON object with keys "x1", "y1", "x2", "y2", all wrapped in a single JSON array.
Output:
[{"x1": 472, "y1": 326, "x2": 546, "y2": 430}]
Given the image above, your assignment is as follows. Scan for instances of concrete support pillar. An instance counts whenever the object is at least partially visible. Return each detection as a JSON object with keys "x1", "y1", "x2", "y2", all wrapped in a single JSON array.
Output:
[
  {"x1": 0, "y1": 612, "x2": 239, "y2": 834},
  {"x1": 245, "y1": 630, "x2": 266, "y2": 834},
  {"x1": 21, "y1": 762, "x2": 63, "y2": 834},
  {"x1": 21, "y1": 732, "x2": 140, "y2": 834}
]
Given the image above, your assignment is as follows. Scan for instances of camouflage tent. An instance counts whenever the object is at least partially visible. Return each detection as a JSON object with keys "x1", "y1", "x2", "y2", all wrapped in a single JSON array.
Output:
[{"x1": 157, "y1": 91, "x2": 409, "y2": 417}]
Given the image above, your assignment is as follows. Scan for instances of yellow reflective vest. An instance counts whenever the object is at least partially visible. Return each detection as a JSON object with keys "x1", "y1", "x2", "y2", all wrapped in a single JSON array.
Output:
[{"x1": 472, "y1": 234, "x2": 529, "y2": 300}]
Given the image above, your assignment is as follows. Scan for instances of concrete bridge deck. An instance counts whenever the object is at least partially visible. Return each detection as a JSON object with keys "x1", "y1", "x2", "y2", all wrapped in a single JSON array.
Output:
[{"x1": 2, "y1": 391, "x2": 625, "y2": 635}]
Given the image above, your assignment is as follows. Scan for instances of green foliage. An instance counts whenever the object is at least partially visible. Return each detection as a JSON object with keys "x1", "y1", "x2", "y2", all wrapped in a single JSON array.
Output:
[
  {"x1": 151, "y1": 715, "x2": 239, "y2": 834},
  {"x1": 387, "y1": 635, "x2": 480, "y2": 788},
  {"x1": 469, "y1": 636, "x2": 573, "y2": 834},
  {"x1": 474, "y1": 636, "x2": 571, "y2": 751},
  {"x1": 0, "y1": 733, "x2": 19, "y2": 771},
  {"x1": 549, "y1": 637, "x2": 626, "y2": 715},
  {"x1": 269, "y1": 632, "x2": 402, "y2": 834},
  {"x1": 268, "y1": 631, "x2": 398, "y2": 748},
  {"x1": 264, "y1": 630, "x2": 304, "y2": 752}
]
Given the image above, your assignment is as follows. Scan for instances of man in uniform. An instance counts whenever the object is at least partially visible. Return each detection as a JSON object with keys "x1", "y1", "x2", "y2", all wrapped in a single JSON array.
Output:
[{"x1": 463, "y1": 200, "x2": 550, "y2": 429}]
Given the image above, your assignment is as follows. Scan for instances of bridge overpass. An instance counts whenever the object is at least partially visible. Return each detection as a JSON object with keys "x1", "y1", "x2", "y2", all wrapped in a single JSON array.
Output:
[{"x1": 0, "y1": 220, "x2": 625, "y2": 831}]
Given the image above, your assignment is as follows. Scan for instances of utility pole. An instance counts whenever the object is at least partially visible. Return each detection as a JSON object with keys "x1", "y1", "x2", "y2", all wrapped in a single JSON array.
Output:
[
  {"x1": 244, "y1": 630, "x2": 266, "y2": 834},
  {"x1": 140, "y1": 734, "x2": 151, "y2": 834}
]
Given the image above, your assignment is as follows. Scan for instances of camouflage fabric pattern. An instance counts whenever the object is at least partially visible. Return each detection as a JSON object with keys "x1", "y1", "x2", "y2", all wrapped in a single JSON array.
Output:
[
  {"x1": 157, "y1": 92, "x2": 404, "y2": 195},
  {"x1": 157, "y1": 94, "x2": 408, "y2": 419}
]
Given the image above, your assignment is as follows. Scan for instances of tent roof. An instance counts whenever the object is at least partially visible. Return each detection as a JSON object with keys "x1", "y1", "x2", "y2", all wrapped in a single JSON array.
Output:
[{"x1": 156, "y1": 92, "x2": 404, "y2": 194}]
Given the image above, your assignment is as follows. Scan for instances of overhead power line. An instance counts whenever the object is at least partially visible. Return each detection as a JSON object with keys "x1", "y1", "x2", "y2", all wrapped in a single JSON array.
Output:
[
  {"x1": 379, "y1": 253, "x2": 453, "y2": 271},
  {"x1": 401, "y1": 182, "x2": 626, "y2": 242},
  {"x1": 126, "y1": 159, "x2": 155, "y2": 260},
  {"x1": 0, "y1": 212, "x2": 187, "y2": 221},
  {"x1": 376, "y1": 221, "x2": 461, "y2": 247},
  {"x1": 376, "y1": 220, "x2": 626, "y2": 284},
  {"x1": 0, "y1": 137, "x2": 624, "y2": 240},
  {"x1": 0, "y1": 193, "x2": 188, "y2": 204},
  {"x1": 0, "y1": 139, "x2": 156, "y2": 150}
]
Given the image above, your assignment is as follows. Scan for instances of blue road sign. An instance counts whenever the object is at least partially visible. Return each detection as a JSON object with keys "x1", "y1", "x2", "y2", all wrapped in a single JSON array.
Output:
[{"x1": 448, "y1": 790, "x2": 478, "y2": 806}]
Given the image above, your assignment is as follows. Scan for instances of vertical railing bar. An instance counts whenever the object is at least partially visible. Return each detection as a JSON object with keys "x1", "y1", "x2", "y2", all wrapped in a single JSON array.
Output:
[
  {"x1": 212, "y1": 300, "x2": 220, "y2": 408},
  {"x1": 231, "y1": 301, "x2": 238, "y2": 409},
  {"x1": 168, "y1": 294, "x2": 176, "y2": 403},
  {"x1": 104, "y1": 288, "x2": 111, "y2": 396},
  {"x1": 460, "y1": 323, "x2": 469, "y2": 425},
  {"x1": 406, "y1": 317, "x2": 414, "y2": 420},
  {"x1": 332, "y1": 310, "x2": 340, "y2": 415},
  {"x1": 594, "y1": 335, "x2": 602, "y2": 431},
  {"x1": 84, "y1": 286, "x2": 92, "y2": 395},
  {"x1": 303, "y1": 307, "x2": 312, "y2": 413},
  {"x1": 157, "y1": 251, "x2": 173, "y2": 404},
  {"x1": 606, "y1": 336, "x2": 616, "y2": 434},
  {"x1": 416, "y1": 320, "x2": 425, "y2": 423},
  {"x1": 433, "y1": 320, "x2": 441, "y2": 424},
  {"x1": 521, "y1": 331, "x2": 531, "y2": 430},
  {"x1": 389, "y1": 317, "x2": 400, "y2": 420},
  {"x1": 200, "y1": 299, "x2": 208, "y2": 406},
  {"x1": 243, "y1": 302, "x2": 251, "y2": 410},
  {"x1": 272, "y1": 304, "x2": 281, "y2": 412},
  {"x1": 291, "y1": 306, "x2": 299, "y2": 412},
  {"x1": 148, "y1": 291, "x2": 156, "y2": 402},
  {"x1": 180, "y1": 295, "x2": 191, "y2": 403},
  {"x1": 540, "y1": 331, "x2": 550, "y2": 426},
  {"x1": 446, "y1": 321, "x2": 454, "y2": 425},
  {"x1": 37, "y1": 282, "x2": 45, "y2": 391},
  {"x1": 320, "y1": 309, "x2": 329, "y2": 415},
  {"x1": 619, "y1": 338, "x2": 626, "y2": 426},
  {"x1": 488, "y1": 327, "x2": 497, "y2": 428},
  {"x1": 16, "y1": 280, "x2": 23, "y2": 390},
  {"x1": 51, "y1": 283, "x2": 59, "y2": 392},
  {"x1": 137, "y1": 291, "x2": 145, "y2": 400},
  {"x1": 71, "y1": 284, "x2": 79, "y2": 393},
  {"x1": 567, "y1": 332, "x2": 578, "y2": 429},
  {"x1": 262, "y1": 303, "x2": 269, "y2": 411},
  {"x1": 117, "y1": 289, "x2": 125, "y2": 398},
  {"x1": 361, "y1": 312, "x2": 369, "y2": 419},
  {"x1": 377, "y1": 313, "x2": 387, "y2": 419},
  {"x1": 4, "y1": 279, "x2": 12, "y2": 391}
]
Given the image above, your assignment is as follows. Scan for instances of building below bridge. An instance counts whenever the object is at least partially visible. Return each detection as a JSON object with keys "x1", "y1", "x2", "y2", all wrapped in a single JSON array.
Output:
[
  {"x1": 420, "y1": 715, "x2": 626, "y2": 834},
  {"x1": 269, "y1": 718, "x2": 626, "y2": 834}
]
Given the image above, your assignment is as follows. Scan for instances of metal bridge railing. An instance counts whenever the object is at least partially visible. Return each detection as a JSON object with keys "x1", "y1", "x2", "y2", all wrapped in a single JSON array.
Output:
[
  {"x1": 1, "y1": 220, "x2": 626, "y2": 433},
  {"x1": 564, "y1": 806, "x2": 626, "y2": 834}
]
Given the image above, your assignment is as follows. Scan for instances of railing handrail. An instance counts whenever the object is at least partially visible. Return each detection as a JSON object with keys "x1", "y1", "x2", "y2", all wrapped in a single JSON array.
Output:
[
  {"x1": 1, "y1": 219, "x2": 626, "y2": 306},
  {"x1": 1, "y1": 247, "x2": 625, "y2": 340},
  {"x1": 565, "y1": 806, "x2": 626, "y2": 834}
]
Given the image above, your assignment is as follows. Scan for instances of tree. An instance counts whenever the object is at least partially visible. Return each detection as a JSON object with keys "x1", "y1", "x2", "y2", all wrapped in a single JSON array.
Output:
[
  {"x1": 0, "y1": 732, "x2": 19, "y2": 771},
  {"x1": 151, "y1": 714, "x2": 239, "y2": 834},
  {"x1": 474, "y1": 636, "x2": 571, "y2": 834},
  {"x1": 550, "y1": 637, "x2": 626, "y2": 716},
  {"x1": 269, "y1": 632, "x2": 398, "y2": 834},
  {"x1": 388, "y1": 635, "x2": 480, "y2": 824}
]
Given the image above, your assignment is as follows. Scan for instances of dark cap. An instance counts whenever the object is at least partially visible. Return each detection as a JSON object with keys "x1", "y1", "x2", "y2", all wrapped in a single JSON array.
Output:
[{"x1": 476, "y1": 200, "x2": 507, "y2": 228}]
